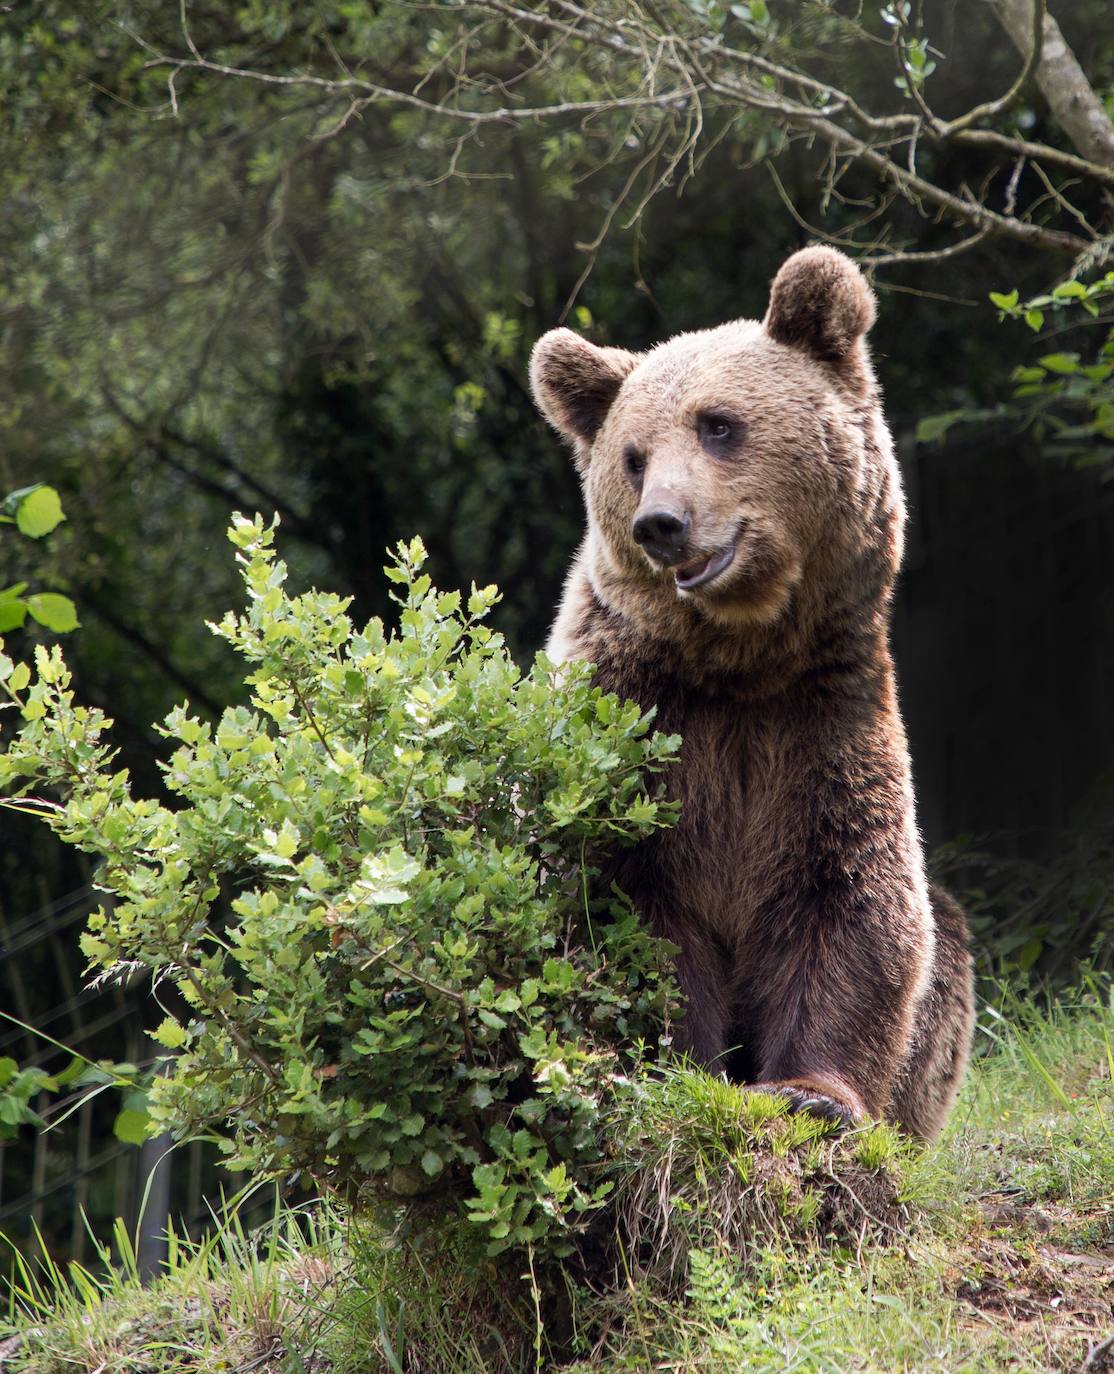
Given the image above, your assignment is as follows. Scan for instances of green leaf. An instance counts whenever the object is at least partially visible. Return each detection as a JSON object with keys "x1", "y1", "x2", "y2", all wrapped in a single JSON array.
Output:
[
  {"x1": 469, "y1": 1083, "x2": 494, "y2": 1109},
  {"x1": 1024, "y1": 308, "x2": 1045, "y2": 332},
  {"x1": 26, "y1": 593, "x2": 79, "y2": 633},
  {"x1": 0, "y1": 1057, "x2": 17, "y2": 1089},
  {"x1": 8, "y1": 661, "x2": 30, "y2": 693},
  {"x1": 1038, "y1": 353, "x2": 1080, "y2": 375},
  {"x1": 989, "y1": 289, "x2": 1019, "y2": 310},
  {"x1": 0, "y1": 601, "x2": 27, "y2": 632},
  {"x1": 152, "y1": 1017, "x2": 189, "y2": 1049},
  {"x1": 113, "y1": 1108, "x2": 152, "y2": 1145},
  {"x1": 14, "y1": 486, "x2": 65, "y2": 539},
  {"x1": 0, "y1": 1098, "x2": 28, "y2": 1127},
  {"x1": 1, "y1": 486, "x2": 38, "y2": 517},
  {"x1": 915, "y1": 411, "x2": 964, "y2": 445},
  {"x1": 55, "y1": 1056, "x2": 89, "y2": 1087}
]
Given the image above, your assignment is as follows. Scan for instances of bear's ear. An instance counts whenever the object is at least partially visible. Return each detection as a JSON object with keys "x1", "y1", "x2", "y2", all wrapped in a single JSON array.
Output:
[
  {"x1": 530, "y1": 328, "x2": 639, "y2": 451},
  {"x1": 763, "y1": 246, "x2": 876, "y2": 370}
]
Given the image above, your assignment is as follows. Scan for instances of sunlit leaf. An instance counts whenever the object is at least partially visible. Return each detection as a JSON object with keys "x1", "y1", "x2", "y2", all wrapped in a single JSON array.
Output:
[
  {"x1": 13, "y1": 486, "x2": 65, "y2": 539},
  {"x1": 26, "y1": 593, "x2": 79, "y2": 633}
]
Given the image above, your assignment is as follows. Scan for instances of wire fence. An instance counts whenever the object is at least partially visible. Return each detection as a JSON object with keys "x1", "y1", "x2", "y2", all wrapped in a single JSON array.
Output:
[{"x1": 0, "y1": 885, "x2": 222, "y2": 1270}]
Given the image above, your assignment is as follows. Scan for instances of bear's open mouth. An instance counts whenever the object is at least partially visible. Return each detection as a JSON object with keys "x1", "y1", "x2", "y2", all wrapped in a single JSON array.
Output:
[{"x1": 674, "y1": 538, "x2": 738, "y2": 591}]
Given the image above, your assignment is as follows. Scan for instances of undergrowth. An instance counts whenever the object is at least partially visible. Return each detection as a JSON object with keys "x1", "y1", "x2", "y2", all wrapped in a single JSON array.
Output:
[{"x1": 3, "y1": 986, "x2": 1112, "y2": 1373}]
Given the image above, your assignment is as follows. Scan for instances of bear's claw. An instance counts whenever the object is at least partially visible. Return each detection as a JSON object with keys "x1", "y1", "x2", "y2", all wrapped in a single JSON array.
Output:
[{"x1": 766, "y1": 1085, "x2": 857, "y2": 1130}]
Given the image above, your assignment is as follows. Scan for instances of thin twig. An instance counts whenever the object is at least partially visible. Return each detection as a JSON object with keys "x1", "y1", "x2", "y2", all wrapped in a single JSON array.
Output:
[
  {"x1": 860, "y1": 228, "x2": 993, "y2": 269},
  {"x1": 950, "y1": 128, "x2": 1114, "y2": 190},
  {"x1": 182, "y1": 967, "x2": 281, "y2": 1084},
  {"x1": 941, "y1": 0, "x2": 1045, "y2": 136},
  {"x1": 380, "y1": 955, "x2": 467, "y2": 1004},
  {"x1": 1027, "y1": 162, "x2": 1099, "y2": 239},
  {"x1": 1082, "y1": 1332, "x2": 1114, "y2": 1372},
  {"x1": 1004, "y1": 155, "x2": 1027, "y2": 217}
]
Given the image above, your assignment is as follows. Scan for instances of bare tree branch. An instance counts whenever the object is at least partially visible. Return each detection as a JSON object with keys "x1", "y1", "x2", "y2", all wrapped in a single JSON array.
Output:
[
  {"x1": 701, "y1": 68, "x2": 1090, "y2": 255},
  {"x1": 859, "y1": 229, "x2": 994, "y2": 268},
  {"x1": 948, "y1": 127, "x2": 1114, "y2": 190},
  {"x1": 164, "y1": 1, "x2": 693, "y2": 126},
  {"x1": 478, "y1": 0, "x2": 1108, "y2": 255},
  {"x1": 145, "y1": 0, "x2": 1111, "y2": 271},
  {"x1": 501, "y1": 0, "x2": 1114, "y2": 186},
  {"x1": 765, "y1": 160, "x2": 997, "y2": 267}
]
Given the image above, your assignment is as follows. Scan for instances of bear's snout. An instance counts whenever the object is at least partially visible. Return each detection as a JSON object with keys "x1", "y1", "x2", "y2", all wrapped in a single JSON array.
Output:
[{"x1": 632, "y1": 503, "x2": 690, "y2": 565}]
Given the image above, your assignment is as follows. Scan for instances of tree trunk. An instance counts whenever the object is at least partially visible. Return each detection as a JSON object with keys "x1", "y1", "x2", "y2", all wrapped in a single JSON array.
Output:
[{"x1": 992, "y1": 0, "x2": 1114, "y2": 169}]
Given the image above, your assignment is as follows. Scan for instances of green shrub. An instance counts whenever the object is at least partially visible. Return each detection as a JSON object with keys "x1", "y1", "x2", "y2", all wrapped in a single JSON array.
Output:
[{"x1": 0, "y1": 515, "x2": 681, "y2": 1260}]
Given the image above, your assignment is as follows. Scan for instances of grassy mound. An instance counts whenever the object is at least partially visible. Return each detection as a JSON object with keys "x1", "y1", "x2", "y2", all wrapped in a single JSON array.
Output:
[
  {"x1": 600, "y1": 1069, "x2": 911, "y2": 1289},
  {"x1": 3, "y1": 990, "x2": 1112, "y2": 1373}
]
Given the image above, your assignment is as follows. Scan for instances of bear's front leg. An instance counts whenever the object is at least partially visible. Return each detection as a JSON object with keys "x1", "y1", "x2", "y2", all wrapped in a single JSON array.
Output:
[
  {"x1": 651, "y1": 910, "x2": 736, "y2": 1068},
  {"x1": 745, "y1": 913, "x2": 927, "y2": 1130},
  {"x1": 741, "y1": 706, "x2": 934, "y2": 1131}
]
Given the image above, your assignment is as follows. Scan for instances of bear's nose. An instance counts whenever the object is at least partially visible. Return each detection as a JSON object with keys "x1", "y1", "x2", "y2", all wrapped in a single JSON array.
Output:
[{"x1": 632, "y1": 507, "x2": 690, "y2": 564}]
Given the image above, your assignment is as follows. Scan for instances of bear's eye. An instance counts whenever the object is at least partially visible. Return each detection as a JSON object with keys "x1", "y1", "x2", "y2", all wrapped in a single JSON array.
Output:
[
  {"x1": 697, "y1": 412, "x2": 744, "y2": 454},
  {"x1": 624, "y1": 445, "x2": 646, "y2": 480}
]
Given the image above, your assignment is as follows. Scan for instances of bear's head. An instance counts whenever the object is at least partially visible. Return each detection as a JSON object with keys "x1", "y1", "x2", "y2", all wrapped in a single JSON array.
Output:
[{"x1": 531, "y1": 247, "x2": 902, "y2": 634}]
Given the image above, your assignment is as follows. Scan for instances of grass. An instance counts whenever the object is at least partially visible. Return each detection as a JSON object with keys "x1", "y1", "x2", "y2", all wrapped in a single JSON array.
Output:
[{"x1": 1, "y1": 987, "x2": 1112, "y2": 1373}]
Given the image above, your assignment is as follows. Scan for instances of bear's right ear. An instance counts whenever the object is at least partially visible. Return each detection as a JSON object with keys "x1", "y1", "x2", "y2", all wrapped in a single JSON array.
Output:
[{"x1": 530, "y1": 329, "x2": 639, "y2": 454}]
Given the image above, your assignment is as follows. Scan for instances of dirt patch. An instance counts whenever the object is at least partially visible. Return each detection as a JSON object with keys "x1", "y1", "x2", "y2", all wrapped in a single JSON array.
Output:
[
  {"x1": 980, "y1": 1194, "x2": 1114, "y2": 1252},
  {"x1": 954, "y1": 1200, "x2": 1114, "y2": 1373},
  {"x1": 957, "y1": 1236, "x2": 1113, "y2": 1326}
]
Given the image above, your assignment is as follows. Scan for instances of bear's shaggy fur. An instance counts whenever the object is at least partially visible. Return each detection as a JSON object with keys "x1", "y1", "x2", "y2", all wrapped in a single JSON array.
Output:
[{"x1": 530, "y1": 246, "x2": 974, "y2": 1139}]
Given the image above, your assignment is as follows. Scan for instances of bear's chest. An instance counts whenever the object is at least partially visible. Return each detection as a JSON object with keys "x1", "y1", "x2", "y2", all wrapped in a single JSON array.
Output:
[
  {"x1": 595, "y1": 663, "x2": 779, "y2": 942},
  {"x1": 657, "y1": 696, "x2": 766, "y2": 930}
]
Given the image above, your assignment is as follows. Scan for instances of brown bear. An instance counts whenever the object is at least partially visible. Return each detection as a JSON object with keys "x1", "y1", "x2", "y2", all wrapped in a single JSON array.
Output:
[{"x1": 529, "y1": 246, "x2": 975, "y2": 1140}]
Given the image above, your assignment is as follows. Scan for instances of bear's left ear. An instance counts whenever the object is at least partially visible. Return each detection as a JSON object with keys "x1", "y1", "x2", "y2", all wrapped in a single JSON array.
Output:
[
  {"x1": 763, "y1": 246, "x2": 876, "y2": 374},
  {"x1": 530, "y1": 328, "x2": 640, "y2": 454}
]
